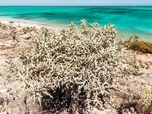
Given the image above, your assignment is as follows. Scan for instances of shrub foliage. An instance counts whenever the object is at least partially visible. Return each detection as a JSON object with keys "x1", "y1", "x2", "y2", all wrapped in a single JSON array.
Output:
[
  {"x1": 125, "y1": 35, "x2": 152, "y2": 53},
  {"x1": 8, "y1": 20, "x2": 136, "y2": 113}
]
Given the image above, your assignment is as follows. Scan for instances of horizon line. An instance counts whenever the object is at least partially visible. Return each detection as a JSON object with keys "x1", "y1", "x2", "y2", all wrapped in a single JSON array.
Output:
[{"x1": 0, "y1": 5, "x2": 152, "y2": 7}]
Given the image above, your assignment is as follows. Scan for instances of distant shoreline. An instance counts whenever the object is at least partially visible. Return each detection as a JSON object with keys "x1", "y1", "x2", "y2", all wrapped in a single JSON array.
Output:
[
  {"x1": 0, "y1": 5, "x2": 152, "y2": 7},
  {"x1": 0, "y1": 16, "x2": 151, "y2": 42},
  {"x1": 0, "y1": 17, "x2": 66, "y2": 31},
  {"x1": 0, "y1": 6, "x2": 151, "y2": 41}
]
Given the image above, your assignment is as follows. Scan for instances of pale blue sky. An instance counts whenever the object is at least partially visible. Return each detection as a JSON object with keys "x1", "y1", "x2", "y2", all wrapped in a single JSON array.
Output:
[{"x1": 0, "y1": 0, "x2": 152, "y2": 6}]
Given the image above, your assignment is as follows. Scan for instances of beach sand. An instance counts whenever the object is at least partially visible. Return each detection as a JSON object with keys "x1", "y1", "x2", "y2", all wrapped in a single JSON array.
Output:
[{"x1": 0, "y1": 17, "x2": 66, "y2": 31}]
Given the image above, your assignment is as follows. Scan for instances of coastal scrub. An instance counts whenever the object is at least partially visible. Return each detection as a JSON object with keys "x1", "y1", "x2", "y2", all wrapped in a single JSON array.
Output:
[
  {"x1": 125, "y1": 35, "x2": 152, "y2": 53},
  {"x1": 7, "y1": 20, "x2": 137, "y2": 113}
]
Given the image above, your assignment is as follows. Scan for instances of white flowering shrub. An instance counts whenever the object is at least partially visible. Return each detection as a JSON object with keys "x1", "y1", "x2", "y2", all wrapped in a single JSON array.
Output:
[{"x1": 8, "y1": 20, "x2": 137, "y2": 113}]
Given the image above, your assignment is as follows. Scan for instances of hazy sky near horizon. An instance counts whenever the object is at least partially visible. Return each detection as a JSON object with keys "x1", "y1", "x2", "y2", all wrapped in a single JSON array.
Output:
[{"x1": 0, "y1": 0, "x2": 152, "y2": 6}]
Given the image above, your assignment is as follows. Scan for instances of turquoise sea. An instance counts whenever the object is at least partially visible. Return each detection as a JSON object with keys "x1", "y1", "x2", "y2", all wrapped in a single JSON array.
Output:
[{"x1": 0, "y1": 6, "x2": 152, "y2": 41}]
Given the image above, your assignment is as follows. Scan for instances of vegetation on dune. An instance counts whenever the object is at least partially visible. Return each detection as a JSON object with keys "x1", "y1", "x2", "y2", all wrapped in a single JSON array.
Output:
[
  {"x1": 0, "y1": 22, "x2": 7, "y2": 29},
  {"x1": 125, "y1": 35, "x2": 152, "y2": 53},
  {"x1": 139, "y1": 88, "x2": 152, "y2": 114},
  {"x1": 7, "y1": 20, "x2": 137, "y2": 113},
  {"x1": 22, "y1": 26, "x2": 36, "y2": 33}
]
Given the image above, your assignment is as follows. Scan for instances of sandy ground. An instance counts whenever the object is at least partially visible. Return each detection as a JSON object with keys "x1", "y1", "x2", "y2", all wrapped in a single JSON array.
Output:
[
  {"x1": 0, "y1": 17, "x2": 66, "y2": 31},
  {"x1": 0, "y1": 21, "x2": 152, "y2": 114}
]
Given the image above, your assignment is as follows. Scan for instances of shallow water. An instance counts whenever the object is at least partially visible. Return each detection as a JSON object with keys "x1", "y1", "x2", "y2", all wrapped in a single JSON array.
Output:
[{"x1": 0, "y1": 6, "x2": 152, "y2": 41}]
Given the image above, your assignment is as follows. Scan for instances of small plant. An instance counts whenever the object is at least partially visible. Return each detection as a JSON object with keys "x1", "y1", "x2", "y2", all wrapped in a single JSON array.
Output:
[
  {"x1": 7, "y1": 20, "x2": 137, "y2": 113},
  {"x1": 139, "y1": 87, "x2": 152, "y2": 114},
  {"x1": 22, "y1": 26, "x2": 35, "y2": 33},
  {"x1": 125, "y1": 35, "x2": 152, "y2": 53},
  {"x1": 0, "y1": 22, "x2": 7, "y2": 29},
  {"x1": 134, "y1": 35, "x2": 139, "y2": 41},
  {"x1": 9, "y1": 21, "x2": 14, "y2": 26}
]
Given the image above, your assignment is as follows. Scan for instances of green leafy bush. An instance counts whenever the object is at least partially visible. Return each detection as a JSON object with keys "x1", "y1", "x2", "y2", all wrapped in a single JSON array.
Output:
[
  {"x1": 125, "y1": 35, "x2": 152, "y2": 53},
  {"x1": 8, "y1": 20, "x2": 136, "y2": 113}
]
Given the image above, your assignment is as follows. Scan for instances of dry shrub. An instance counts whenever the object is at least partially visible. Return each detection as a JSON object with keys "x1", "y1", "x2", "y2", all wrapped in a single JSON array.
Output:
[
  {"x1": 125, "y1": 35, "x2": 152, "y2": 53},
  {"x1": 8, "y1": 20, "x2": 137, "y2": 113},
  {"x1": 139, "y1": 88, "x2": 152, "y2": 114},
  {"x1": 22, "y1": 26, "x2": 36, "y2": 33}
]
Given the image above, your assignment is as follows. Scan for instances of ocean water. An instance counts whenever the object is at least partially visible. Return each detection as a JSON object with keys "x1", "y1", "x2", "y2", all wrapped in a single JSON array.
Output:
[{"x1": 0, "y1": 6, "x2": 152, "y2": 41}]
